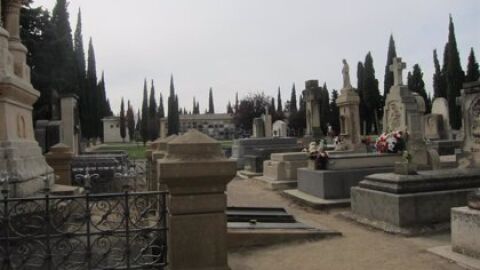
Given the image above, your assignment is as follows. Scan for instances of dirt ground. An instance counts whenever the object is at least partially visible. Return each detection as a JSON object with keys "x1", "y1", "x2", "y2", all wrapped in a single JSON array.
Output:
[{"x1": 227, "y1": 178, "x2": 462, "y2": 270}]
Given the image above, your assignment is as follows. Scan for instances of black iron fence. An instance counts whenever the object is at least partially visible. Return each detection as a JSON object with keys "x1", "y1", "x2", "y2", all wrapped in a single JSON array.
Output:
[{"x1": 0, "y1": 187, "x2": 168, "y2": 269}]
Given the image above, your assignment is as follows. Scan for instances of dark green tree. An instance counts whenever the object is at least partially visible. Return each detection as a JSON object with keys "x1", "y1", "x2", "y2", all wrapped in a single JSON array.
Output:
[
  {"x1": 289, "y1": 83, "x2": 297, "y2": 113},
  {"x1": 20, "y1": 2, "x2": 57, "y2": 121},
  {"x1": 233, "y1": 92, "x2": 271, "y2": 133},
  {"x1": 126, "y1": 100, "x2": 135, "y2": 142},
  {"x1": 168, "y1": 75, "x2": 179, "y2": 135},
  {"x1": 407, "y1": 64, "x2": 431, "y2": 113},
  {"x1": 444, "y1": 15, "x2": 465, "y2": 129},
  {"x1": 288, "y1": 93, "x2": 306, "y2": 137},
  {"x1": 433, "y1": 49, "x2": 447, "y2": 98},
  {"x1": 208, "y1": 88, "x2": 214, "y2": 114},
  {"x1": 363, "y1": 52, "x2": 382, "y2": 134},
  {"x1": 51, "y1": 0, "x2": 76, "y2": 94},
  {"x1": 85, "y1": 38, "x2": 98, "y2": 138},
  {"x1": 158, "y1": 93, "x2": 165, "y2": 118},
  {"x1": 466, "y1": 48, "x2": 480, "y2": 82},
  {"x1": 329, "y1": 89, "x2": 340, "y2": 135},
  {"x1": 320, "y1": 83, "x2": 330, "y2": 135},
  {"x1": 357, "y1": 62, "x2": 367, "y2": 134},
  {"x1": 73, "y1": 9, "x2": 88, "y2": 133},
  {"x1": 227, "y1": 101, "x2": 234, "y2": 114},
  {"x1": 119, "y1": 98, "x2": 126, "y2": 142},
  {"x1": 148, "y1": 80, "x2": 159, "y2": 141},
  {"x1": 383, "y1": 34, "x2": 397, "y2": 100},
  {"x1": 277, "y1": 87, "x2": 283, "y2": 113},
  {"x1": 234, "y1": 92, "x2": 239, "y2": 114},
  {"x1": 140, "y1": 79, "x2": 149, "y2": 143}
]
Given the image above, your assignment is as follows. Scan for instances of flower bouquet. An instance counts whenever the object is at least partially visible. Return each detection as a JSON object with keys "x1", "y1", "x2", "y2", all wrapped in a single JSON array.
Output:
[{"x1": 375, "y1": 131, "x2": 407, "y2": 154}]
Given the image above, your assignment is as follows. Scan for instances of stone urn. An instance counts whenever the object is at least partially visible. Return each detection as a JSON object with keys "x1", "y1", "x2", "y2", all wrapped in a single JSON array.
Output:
[{"x1": 468, "y1": 189, "x2": 480, "y2": 210}]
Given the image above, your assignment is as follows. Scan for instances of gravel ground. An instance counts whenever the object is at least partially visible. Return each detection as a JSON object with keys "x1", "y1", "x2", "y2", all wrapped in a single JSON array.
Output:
[{"x1": 227, "y1": 178, "x2": 462, "y2": 270}]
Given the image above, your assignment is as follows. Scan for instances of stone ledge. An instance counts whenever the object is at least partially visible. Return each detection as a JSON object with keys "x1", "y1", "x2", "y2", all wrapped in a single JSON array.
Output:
[
  {"x1": 252, "y1": 176, "x2": 297, "y2": 191},
  {"x1": 237, "y1": 170, "x2": 262, "y2": 179},
  {"x1": 282, "y1": 189, "x2": 350, "y2": 210},
  {"x1": 339, "y1": 211, "x2": 450, "y2": 236},
  {"x1": 428, "y1": 245, "x2": 480, "y2": 270}
]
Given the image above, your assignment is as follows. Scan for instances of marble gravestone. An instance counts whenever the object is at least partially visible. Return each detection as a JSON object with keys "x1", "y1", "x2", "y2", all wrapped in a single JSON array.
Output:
[
  {"x1": 458, "y1": 81, "x2": 480, "y2": 168},
  {"x1": 272, "y1": 120, "x2": 287, "y2": 137},
  {"x1": 382, "y1": 57, "x2": 430, "y2": 168},
  {"x1": 303, "y1": 80, "x2": 322, "y2": 137},
  {"x1": 252, "y1": 117, "x2": 265, "y2": 138},
  {"x1": 0, "y1": 0, "x2": 55, "y2": 197}
]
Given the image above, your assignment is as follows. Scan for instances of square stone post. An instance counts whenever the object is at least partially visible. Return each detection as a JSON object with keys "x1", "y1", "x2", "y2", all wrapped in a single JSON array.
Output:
[
  {"x1": 158, "y1": 130, "x2": 236, "y2": 270},
  {"x1": 45, "y1": 143, "x2": 74, "y2": 185},
  {"x1": 60, "y1": 94, "x2": 80, "y2": 155}
]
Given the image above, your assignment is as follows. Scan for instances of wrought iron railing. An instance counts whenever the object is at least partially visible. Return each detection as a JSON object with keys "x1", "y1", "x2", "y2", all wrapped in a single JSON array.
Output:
[{"x1": 0, "y1": 180, "x2": 168, "y2": 269}]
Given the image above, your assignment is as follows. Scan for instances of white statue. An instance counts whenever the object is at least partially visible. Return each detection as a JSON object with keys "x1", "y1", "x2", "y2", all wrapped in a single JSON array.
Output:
[{"x1": 342, "y1": 59, "x2": 352, "y2": 89}]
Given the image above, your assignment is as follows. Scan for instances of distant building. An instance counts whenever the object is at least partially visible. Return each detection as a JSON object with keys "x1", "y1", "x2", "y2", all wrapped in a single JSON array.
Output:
[
  {"x1": 102, "y1": 116, "x2": 129, "y2": 143},
  {"x1": 176, "y1": 113, "x2": 235, "y2": 140}
]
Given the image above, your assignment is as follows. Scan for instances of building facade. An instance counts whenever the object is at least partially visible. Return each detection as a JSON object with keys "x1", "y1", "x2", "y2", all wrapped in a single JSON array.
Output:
[
  {"x1": 102, "y1": 117, "x2": 129, "y2": 143},
  {"x1": 177, "y1": 114, "x2": 235, "y2": 140}
]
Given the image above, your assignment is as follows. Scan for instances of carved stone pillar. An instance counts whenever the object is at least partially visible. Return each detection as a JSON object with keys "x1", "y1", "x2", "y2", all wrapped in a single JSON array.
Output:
[{"x1": 4, "y1": 0, "x2": 29, "y2": 80}]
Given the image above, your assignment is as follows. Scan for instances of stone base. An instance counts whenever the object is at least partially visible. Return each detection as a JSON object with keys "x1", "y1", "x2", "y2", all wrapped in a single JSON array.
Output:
[
  {"x1": 350, "y1": 186, "x2": 479, "y2": 235},
  {"x1": 0, "y1": 141, "x2": 54, "y2": 198},
  {"x1": 297, "y1": 167, "x2": 394, "y2": 200},
  {"x1": 452, "y1": 207, "x2": 480, "y2": 259},
  {"x1": 253, "y1": 175, "x2": 297, "y2": 190},
  {"x1": 429, "y1": 246, "x2": 480, "y2": 270},
  {"x1": 283, "y1": 189, "x2": 350, "y2": 209}
]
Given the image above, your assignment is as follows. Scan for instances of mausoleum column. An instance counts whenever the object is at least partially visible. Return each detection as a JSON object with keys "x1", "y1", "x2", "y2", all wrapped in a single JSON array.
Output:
[
  {"x1": 158, "y1": 130, "x2": 236, "y2": 270},
  {"x1": 5, "y1": 0, "x2": 29, "y2": 80}
]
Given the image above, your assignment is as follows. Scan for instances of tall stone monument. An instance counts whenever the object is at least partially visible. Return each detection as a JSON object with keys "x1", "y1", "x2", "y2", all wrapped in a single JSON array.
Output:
[
  {"x1": 0, "y1": 0, "x2": 54, "y2": 197},
  {"x1": 383, "y1": 57, "x2": 429, "y2": 167},
  {"x1": 335, "y1": 60, "x2": 365, "y2": 152},
  {"x1": 303, "y1": 80, "x2": 322, "y2": 137},
  {"x1": 60, "y1": 94, "x2": 80, "y2": 155},
  {"x1": 458, "y1": 80, "x2": 480, "y2": 168}
]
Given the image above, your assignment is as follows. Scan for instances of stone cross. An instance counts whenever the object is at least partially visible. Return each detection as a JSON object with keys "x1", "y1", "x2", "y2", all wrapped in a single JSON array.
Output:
[{"x1": 390, "y1": 57, "x2": 406, "y2": 86}]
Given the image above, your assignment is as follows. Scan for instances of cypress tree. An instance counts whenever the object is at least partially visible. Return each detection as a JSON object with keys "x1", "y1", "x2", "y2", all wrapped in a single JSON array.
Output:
[
  {"x1": 51, "y1": 0, "x2": 76, "y2": 94},
  {"x1": 269, "y1": 97, "x2": 275, "y2": 115},
  {"x1": 135, "y1": 109, "x2": 141, "y2": 136},
  {"x1": 357, "y1": 62, "x2": 367, "y2": 134},
  {"x1": 277, "y1": 87, "x2": 283, "y2": 113},
  {"x1": 227, "y1": 101, "x2": 234, "y2": 114},
  {"x1": 140, "y1": 79, "x2": 149, "y2": 143},
  {"x1": 466, "y1": 48, "x2": 480, "y2": 82},
  {"x1": 329, "y1": 89, "x2": 340, "y2": 135},
  {"x1": 383, "y1": 34, "x2": 397, "y2": 99},
  {"x1": 290, "y1": 83, "x2": 297, "y2": 113},
  {"x1": 168, "y1": 75, "x2": 179, "y2": 135},
  {"x1": 73, "y1": 9, "x2": 88, "y2": 135},
  {"x1": 126, "y1": 100, "x2": 135, "y2": 142},
  {"x1": 320, "y1": 83, "x2": 330, "y2": 135},
  {"x1": 158, "y1": 93, "x2": 165, "y2": 118},
  {"x1": 363, "y1": 52, "x2": 381, "y2": 134},
  {"x1": 235, "y1": 92, "x2": 239, "y2": 114},
  {"x1": 444, "y1": 15, "x2": 465, "y2": 129},
  {"x1": 119, "y1": 98, "x2": 126, "y2": 142},
  {"x1": 407, "y1": 64, "x2": 430, "y2": 113},
  {"x1": 433, "y1": 49, "x2": 447, "y2": 98},
  {"x1": 86, "y1": 38, "x2": 98, "y2": 139},
  {"x1": 148, "y1": 80, "x2": 159, "y2": 141},
  {"x1": 208, "y1": 88, "x2": 215, "y2": 114}
]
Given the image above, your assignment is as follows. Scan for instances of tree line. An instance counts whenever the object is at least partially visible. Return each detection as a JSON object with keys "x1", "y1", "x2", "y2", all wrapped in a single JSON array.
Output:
[
  {"x1": 233, "y1": 15, "x2": 479, "y2": 136},
  {"x1": 21, "y1": 0, "x2": 112, "y2": 140}
]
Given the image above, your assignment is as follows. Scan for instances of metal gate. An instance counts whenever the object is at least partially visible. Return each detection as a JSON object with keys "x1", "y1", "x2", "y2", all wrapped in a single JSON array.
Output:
[{"x1": 0, "y1": 187, "x2": 168, "y2": 269}]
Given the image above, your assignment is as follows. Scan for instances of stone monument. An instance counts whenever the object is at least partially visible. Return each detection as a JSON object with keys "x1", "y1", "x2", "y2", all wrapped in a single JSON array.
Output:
[
  {"x1": 254, "y1": 152, "x2": 308, "y2": 190},
  {"x1": 252, "y1": 117, "x2": 265, "y2": 138},
  {"x1": 263, "y1": 108, "x2": 273, "y2": 137},
  {"x1": 348, "y1": 80, "x2": 480, "y2": 235},
  {"x1": 383, "y1": 57, "x2": 430, "y2": 168},
  {"x1": 0, "y1": 0, "x2": 55, "y2": 197},
  {"x1": 60, "y1": 94, "x2": 80, "y2": 155},
  {"x1": 335, "y1": 60, "x2": 366, "y2": 153},
  {"x1": 303, "y1": 80, "x2": 322, "y2": 137}
]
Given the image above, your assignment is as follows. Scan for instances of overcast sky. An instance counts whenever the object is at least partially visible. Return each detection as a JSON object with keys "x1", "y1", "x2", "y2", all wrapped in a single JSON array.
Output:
[{"x1": 32, "y1": 0, "x2": 479, "y2": 115}]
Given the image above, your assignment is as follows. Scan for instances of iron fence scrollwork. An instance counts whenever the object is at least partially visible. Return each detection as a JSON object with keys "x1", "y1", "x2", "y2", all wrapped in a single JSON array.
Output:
[{"x1": 0, "y1": 171, "x2": 168, "y2": 270}]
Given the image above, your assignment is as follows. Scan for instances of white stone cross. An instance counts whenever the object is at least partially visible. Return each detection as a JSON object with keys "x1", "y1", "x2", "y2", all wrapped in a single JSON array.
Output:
[{"x1": 390, "y1": 57, "x2": 406, "y2": 86}]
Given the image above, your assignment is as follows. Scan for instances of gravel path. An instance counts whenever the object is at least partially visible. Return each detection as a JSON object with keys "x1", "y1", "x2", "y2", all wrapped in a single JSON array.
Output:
[{"x1": 227, "y1": 178, "x2": 461, "y2": 270}]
